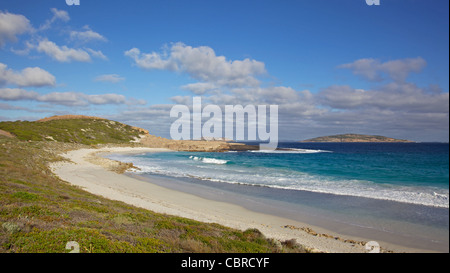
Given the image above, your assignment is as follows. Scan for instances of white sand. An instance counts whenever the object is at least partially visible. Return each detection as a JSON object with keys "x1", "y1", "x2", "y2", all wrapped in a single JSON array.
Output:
[{"x1": 50, "y1": 146, "x2": 417, "y2": 253}]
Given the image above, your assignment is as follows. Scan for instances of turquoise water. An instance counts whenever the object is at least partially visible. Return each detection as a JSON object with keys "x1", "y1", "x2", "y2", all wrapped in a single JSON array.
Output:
[
  {"x1": 110, "y1": 142, "x2": 449, "y2": 208},
  {"x1": 107, "y1": 142, "x2": 449, "y2": 251}
]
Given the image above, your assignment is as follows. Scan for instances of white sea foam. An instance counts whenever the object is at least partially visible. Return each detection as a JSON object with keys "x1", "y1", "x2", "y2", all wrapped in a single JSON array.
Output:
[{"x1": 189, "y1": 156, "x2": 228, "y2": 164}]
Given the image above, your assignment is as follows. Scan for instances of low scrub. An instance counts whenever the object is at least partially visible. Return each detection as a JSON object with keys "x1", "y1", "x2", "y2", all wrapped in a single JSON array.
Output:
[{"x1": 0, "y1": 119, "x2": 141, "y2": 145}]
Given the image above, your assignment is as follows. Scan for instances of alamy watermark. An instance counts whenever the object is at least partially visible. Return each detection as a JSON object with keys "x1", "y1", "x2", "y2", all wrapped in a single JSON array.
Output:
[
  {"x1": 365, "y1": 241, "x2": 380, "y2": 253},
  {"x1": 170, "y1": 97, "x2": 279, "y2": 150},
  {"x1": 66, "y1": 0, "x2": 80, "y2": 5},
  {"x1": 65, "y1": 241, "x2": 79, "y2": 253},
  {"x1": 366, "y1": 0, "x2": 380, "y2": 5}
]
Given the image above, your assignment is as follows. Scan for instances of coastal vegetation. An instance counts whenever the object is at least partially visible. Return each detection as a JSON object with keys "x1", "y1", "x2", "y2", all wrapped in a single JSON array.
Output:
[
  {"x1": 0, "y1": 116, "x2": 143, "y2": 145},
  {"x1": 0, "y1": 115, "x2": 256, "y2": 152},
  {"x1": 0, "y1": 117, "x2": 308, "y2": 253}
]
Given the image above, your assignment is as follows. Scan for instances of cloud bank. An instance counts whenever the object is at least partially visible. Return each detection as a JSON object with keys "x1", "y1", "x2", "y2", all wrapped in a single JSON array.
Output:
[
  {"x1": 122, "y1": 43, "x2": 448, "y2": 141},
  {"x1": 339, "y1": 57, "x2": 427, "y2": 83},
  {"x1": 0, "y1": 88, "x2": 141, "y2": 107}
]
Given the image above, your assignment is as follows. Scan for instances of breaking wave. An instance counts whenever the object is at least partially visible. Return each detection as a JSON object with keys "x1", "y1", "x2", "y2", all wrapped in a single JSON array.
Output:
[{"x1": 189, "y1": 156, "x2": 228, "y2": 164}]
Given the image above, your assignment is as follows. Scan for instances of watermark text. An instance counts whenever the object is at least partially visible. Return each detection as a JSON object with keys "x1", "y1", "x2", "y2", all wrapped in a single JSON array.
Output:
[
  {"x1": 66, "y1": 0, "x2": 80, "y2": 6},
  {"x1": 170, "y1": 97, "x2": 279, "y2": 150},
  {"x1": 366, "y1": 0, "x2": 380, "y2": 5}
]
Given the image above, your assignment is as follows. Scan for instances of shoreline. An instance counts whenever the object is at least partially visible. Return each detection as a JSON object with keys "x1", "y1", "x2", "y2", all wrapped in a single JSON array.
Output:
[
  {"x1": 50, "y1": 146, "x2": 437, "y2": 253},
  {"x1": 123, "y1": 171, "x2": 449, "y2": 253}
]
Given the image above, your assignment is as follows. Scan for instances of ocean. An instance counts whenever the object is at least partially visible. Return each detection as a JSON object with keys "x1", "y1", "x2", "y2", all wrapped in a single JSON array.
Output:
[{"x1": 106, "y1": 142, "x2": 449, "y2": 252}]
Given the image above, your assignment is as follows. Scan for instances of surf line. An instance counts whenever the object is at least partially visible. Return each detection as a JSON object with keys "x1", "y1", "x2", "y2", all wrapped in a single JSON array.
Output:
[{"x1": 170, "y1": 96, "x2": 279, "y2": 150}]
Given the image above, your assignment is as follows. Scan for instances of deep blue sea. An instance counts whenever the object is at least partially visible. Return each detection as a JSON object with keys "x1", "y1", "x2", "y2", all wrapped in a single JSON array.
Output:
[
  {"x1": 106, "y1": 142, "x2": 449, "y2": 251},
  {"x1": 111, "y1": 142, "x2": 449, "y2": 208}
]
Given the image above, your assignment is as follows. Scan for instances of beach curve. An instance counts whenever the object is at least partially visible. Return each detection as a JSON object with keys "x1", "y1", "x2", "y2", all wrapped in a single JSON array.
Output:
[{"x1": 49, "y1": 146, "x2": 425, "y2": 253}]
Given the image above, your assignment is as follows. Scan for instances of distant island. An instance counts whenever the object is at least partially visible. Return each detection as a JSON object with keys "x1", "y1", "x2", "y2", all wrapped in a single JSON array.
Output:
[{"x1": 300, "y1": 134, "x2": 414, "y2": 143}]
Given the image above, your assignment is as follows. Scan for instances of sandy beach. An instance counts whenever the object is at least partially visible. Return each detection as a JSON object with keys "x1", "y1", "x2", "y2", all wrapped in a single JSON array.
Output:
[{"x1": 50, "y1": 146, "x2": 429, "y2": 253}]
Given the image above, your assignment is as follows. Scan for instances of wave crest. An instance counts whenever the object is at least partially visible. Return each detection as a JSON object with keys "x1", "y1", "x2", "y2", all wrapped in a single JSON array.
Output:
[{"x1": 189, "y1": 156, "x2": 228, "y2": 164}]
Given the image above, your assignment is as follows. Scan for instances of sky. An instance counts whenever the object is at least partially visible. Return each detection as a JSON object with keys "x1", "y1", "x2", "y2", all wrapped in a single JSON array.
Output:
[{"x1": 0, "y1": 0, "x2": 448, "y2": 142}]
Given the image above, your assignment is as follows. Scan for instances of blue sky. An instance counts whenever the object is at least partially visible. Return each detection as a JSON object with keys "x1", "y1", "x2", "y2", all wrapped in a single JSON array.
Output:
[{"x1": 0, "y1": 0, "x2": 449, "y2": 141}]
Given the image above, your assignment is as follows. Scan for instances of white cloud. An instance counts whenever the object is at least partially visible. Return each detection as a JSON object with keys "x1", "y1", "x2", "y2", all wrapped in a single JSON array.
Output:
[
  {"x1": 85, "y1": 48, "x2": 108, "y2": 60},
  {"x1": 317, "y1": 85, "x2": 367, "y2": 109},
  {"x1": 124, "y1": 47, "x2": 176, "y2": 70},
  {"x1": 339, "y1": 57, "x2": 426, "y2": 82},
  {"x1": 85, "y1": 94, "x2": 126, "y2": 105},
  {"x1": 125, "y1": 43, "x2": 266, "y2": 87},
  {"x1": 318, "y1": 83, "x2": 449, "y2": 114},
  {"x1": 225, "y1": 86, "x2": 321, "y2": 118},
  {"x1": 0, "y1": 63, "x2": 56, "y2": 87},
  {"x1": 36, "y1": 39, "x2": 91, "y2": 62},
  {"x1": 39, "y1": 8, "x2": 70, "y2": 31},
  {"x1": 170, "y1": 95, "x2": 193, "y2": 105},
  {"x1": 10, "y1": 40, "x2": 34, "y2": 56},
  {"x1": 112, "y1": 104, "x2": 177, "y2": 137},
  {"x1": 380, "y1": 58, "x2": 427, "y2": 82},
  {"x1": 0, "y1": 88, "x2": 143, "y2": 107},
  {"x1": 50, "y1": 8, "x2": 70, "y2": 22},
  {"x1": 124, "y1": 98, "x2": 147, "y2": 106},
  {"x1": 94, "y1": 74, "x2": 125, "y2": 83},
  {"x1": 34, "y1": 39, "x2": 107, "y2": 62},
  {"x1": 70, "y1": 26, "x2": 107, "y2": 43},
  {"x1": 0, "y1": 88, "x2": 39, "y2": 100},
  {"x1": 36, "y1": 92, "x2": 130, "y2": 106},
  {"x1": 37, "y1": 91, "x2": 86, "y2": 106},
  {"x1": 232, "y1": 86, "x2": 301, "y2": 105},
  {"x1": 181, "y1": 82, "x2": 218, "y2": 95},
  {"x1": 171, "y1": 43, "x2": 266, "y2": 87},
  {"x1": 0, "y1": 11, "x2": 32, "y2": 47}
]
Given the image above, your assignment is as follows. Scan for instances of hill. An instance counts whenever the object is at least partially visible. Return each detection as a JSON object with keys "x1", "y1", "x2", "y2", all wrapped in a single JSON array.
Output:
[
  {"x1": 300, "y1": 134, "x2": 413, "y2": 143},
  {"x1": 0, "y1": 115, "x2": 257, "y2": 151},
  {"x1": 0, "y1": 116, "x2": 144, "y2": 145}
]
